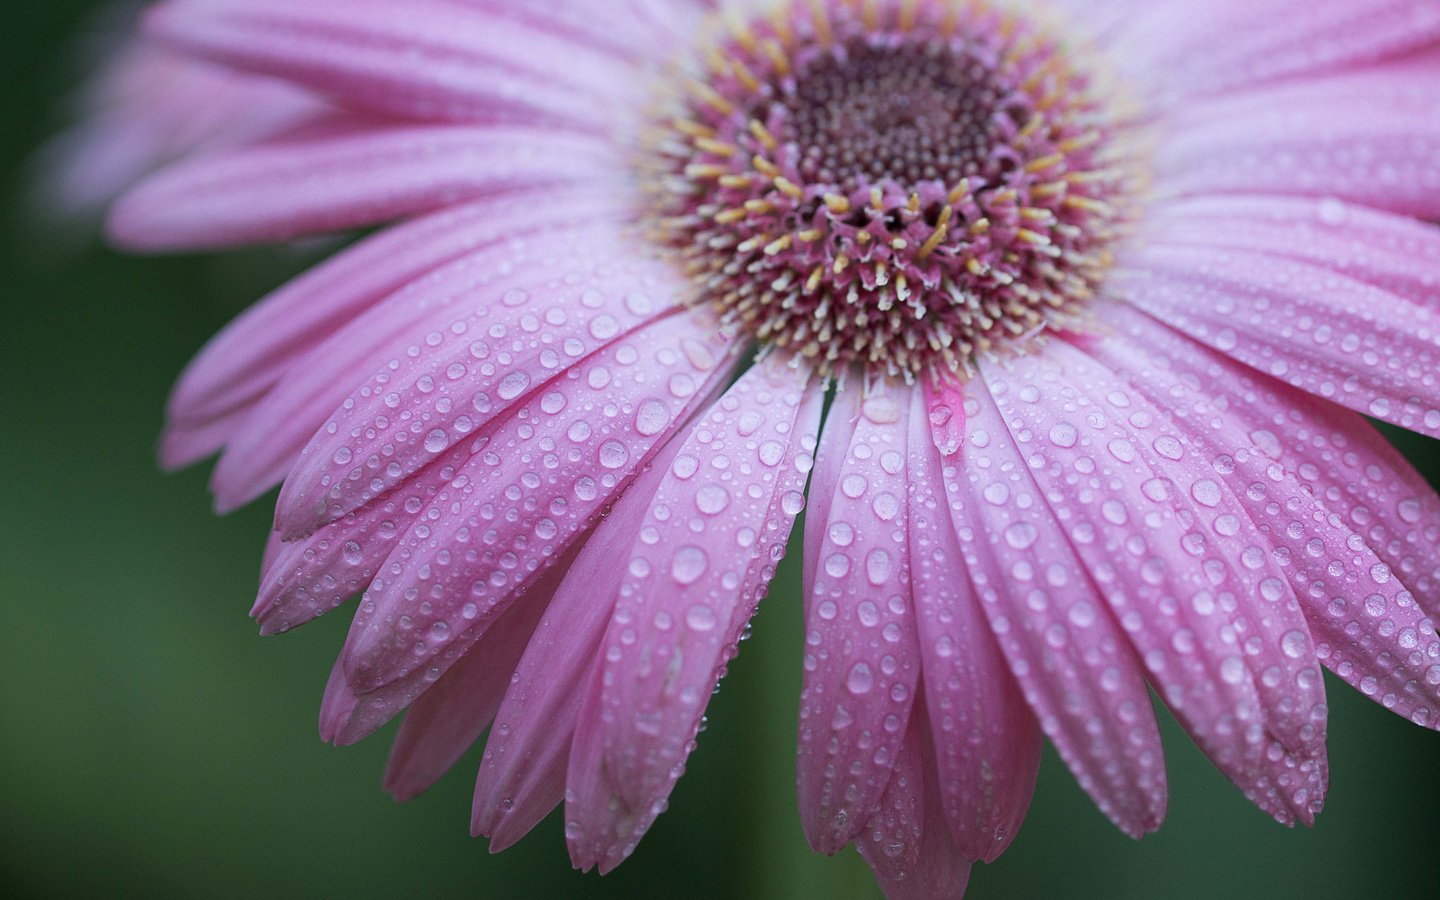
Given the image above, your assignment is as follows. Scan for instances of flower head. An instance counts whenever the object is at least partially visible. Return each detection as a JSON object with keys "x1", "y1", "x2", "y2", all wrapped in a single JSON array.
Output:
[
  {"x1": 650, "y1": 0, "x2": 1130, "y2": 377},
  {"x1": 96, "y1": 0, "x2": 1440, "y2": 895}
]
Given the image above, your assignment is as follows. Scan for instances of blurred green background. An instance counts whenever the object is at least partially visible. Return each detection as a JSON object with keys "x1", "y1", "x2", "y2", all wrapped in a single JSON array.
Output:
[{"x1": 3, "y1": 3, "x2": 1438, "y2": 898}]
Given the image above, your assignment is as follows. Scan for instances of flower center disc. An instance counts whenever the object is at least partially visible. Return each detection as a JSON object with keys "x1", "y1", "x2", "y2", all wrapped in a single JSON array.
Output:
[{"x1": 648, "y1": 0, "x2": 1130, "y2": 379}]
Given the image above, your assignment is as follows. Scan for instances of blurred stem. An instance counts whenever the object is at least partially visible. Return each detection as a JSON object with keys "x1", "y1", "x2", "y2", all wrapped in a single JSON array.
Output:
[{"x1": 741, "y1": 514, "x2": 879, "y2": 900}]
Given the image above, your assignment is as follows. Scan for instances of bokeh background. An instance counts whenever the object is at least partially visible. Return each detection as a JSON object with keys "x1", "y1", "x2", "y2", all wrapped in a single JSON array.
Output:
[{"x1": 3, "y1": 3, "x2": 1438, "y2": 898}]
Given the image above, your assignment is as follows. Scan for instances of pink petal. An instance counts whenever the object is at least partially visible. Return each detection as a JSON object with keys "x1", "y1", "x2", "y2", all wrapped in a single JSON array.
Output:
[
  {"x1": 905, "y1": 385, "x2": 1043, "y2": 860},
  {"x1": 468, "y1": 435, "x2": 690, "y2": 852},
  {"x1": 856, "y1": 702, "x2": 973, "y2": 900},
  {"x1": 38, "y1": 38, "x2": 325, "y2": 223},
  {"x1": 334, "y1": 312, "x2": 737, "y2": 697},
  {"x1": 854, "y1": 712, "x2": 925, "y2": 885},
  {"x1": 1153, "y1": 59, "x2": 1440, "y2": 218},
  {"x1": 797, "y1": 383, "x2": 922, "y2": 854},
  {"x1": 1108, "y1": 0, "x2": 1440, "y2": 103},
  {"x1": 323, "y1": 548, "x2": 566, "y2": 750},
  {"x1": 381, "y1": 549, "x2": 574, "y2": 799},
  {"x1": 1139, "y1": 194, "x2": 1440, "y2": 306},
  {"x1": 1093, "y1": 307, "x2": 1440, "y2": 729},
  {"x1": 146, "y1": 0, "x2": 643, "y2": 130},
  {"x1": 255, "y1": 310, "x2": 734, "y2": 637},
  {"x1": 274, "y1": 226, "x2": 683, "y2": 537},
  {"x1": 214, "y1": 217, "x2": 650, "y2": 513},
  {"x1": 932, "y1": 378, "x2": 1163, "y2": 839},
  {"x1": 1116, "y1": 245, "x2": 1440, "y2": 440},
  {"x1": 162, "y1": 186, "x2": 630, "y2": 471},
  {"x1": 456, "y1": 0, "x2": 705, "y2": 59},
  {"x1": 108, "y1": 119, "x2": 620, "y2": 250},
  {"x1": 565, "y1": 357, "x2": 823, "y2": 873},
  {"x1": 981, "y1": 345, "x2": 1328, "y2": 826}
]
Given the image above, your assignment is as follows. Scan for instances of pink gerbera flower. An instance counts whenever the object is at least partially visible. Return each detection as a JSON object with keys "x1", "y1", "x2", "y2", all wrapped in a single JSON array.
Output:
[{"x1": 96, "y1": 0, "x2": 1440, "y2": 895}]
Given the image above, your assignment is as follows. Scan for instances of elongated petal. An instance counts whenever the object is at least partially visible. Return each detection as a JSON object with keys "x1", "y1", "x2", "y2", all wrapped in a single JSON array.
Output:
[
  {"x1": 1139, "y1": 194, "x2": 1440, "y2": 306},
  {"x1": 856, "y1": 701, "x2": 973, "y2": 900},
  {"x1": 322, "y1": 550, "x2": 560, "y2": 750},
  {"x1": 906, "y1": 386, "x2": 1043, "y2": 860},
  {"x1": 1153, "y1": 60, "x2": 1440, "y2": 217},
  {"x1": 163, "y1": 186, "x2": 630, "y2": 470},
  {"x1": 565, "y1": 357, "x2": 823, "y2": 873},
  {"x1": 220, "y1": 220, "x2": 652, "y2": 514},
  {"x1": 938, "y1": 378, "x2": 1164, "y2": 838},
  {"x1": 39, "y1": 37, "x2": 325, "y2": 223},
  {"x1": 457, "y1": 0, "x2": 706, "y2": 59},
  {"x1": 335, "y1": 312, "x2": 736, "y2": 698},
  {"x1": 1093, "y1": 306, "x2": 1440, "y2": 728},
  {"x1": 981, "y1": 346, "x2": 1327, "y2": 825},
  {"x1": 798, "y1": 384, "x2": 922, "y2": 854},
  {"x1": 382, "y1": 553, "x2": 575, "y2": 800},
  {"x1": 109, "y1": 121, "x2": 620, "y2": 249},
  {"x1": 1109, "y1": 0, "x2": 1440, "y2": 104},
  {"x1": 1116, "y1": 245, "x2": 1440, "y2": 440},
  {"x1": 472, "y1": 434, "x2": 694, "y2": 851},
  {"x1": 256, "y1": 310, "x2": 731, "y2": 638},
  {"x1": 146, "y1": 0, "x2": 643, "y2": 130},
  {"x1": 312, "y1": 324, "x2": 736, "y2": 745},
  {"x1": 274, "y1": 227, "x2": 682, "y2": 537}
]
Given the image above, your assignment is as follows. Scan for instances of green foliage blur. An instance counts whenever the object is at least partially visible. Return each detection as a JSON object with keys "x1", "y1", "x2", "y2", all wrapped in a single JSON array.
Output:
[{"x1": 2, "y1": 3, "x2": 1437, "y2": 898}]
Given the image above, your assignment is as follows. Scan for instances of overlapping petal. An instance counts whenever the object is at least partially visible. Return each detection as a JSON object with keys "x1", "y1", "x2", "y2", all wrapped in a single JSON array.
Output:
[
  {"x1": 982, "y1": 345, "x2": 1328, "y2": 825},
  {"x1": 906, "y1": 387, "x2": 1043, "y2": 860},
  {"x1": 145, "y1": 0, "x2": 647, "y2": 130},
  {"x1": 109, "y1": 121, "x2": 621, "y2": 249},
  {"x1": 854, "y1": 703, "x2": 973, "y2": 899},
  {"x1": 471, "y1": 440, "x2": 683, "y2": 851},
  {"x1": 1092, "y1": 306, "x2": 1440, "y2": 727},
  {"x1": 1114, "y1": 245, "x2": 1440, "y2": 441},
  {"x1": 382, "y1": 553, "x2": 571, "y2": 800},
  {"x1": 328, "y1": 310, "x2": 737, "y2": 703},
  {"x1": 567, "y1": 357, "x2": 823, "y2": 872},
  {"x1": 265, "y1": 221, "x2": 678, "y2": 532},
  {"x1": 798, "y1": 384, "x2": 922, "y2": 854},
  {"x1": 1153, "y1": 57, "x2": 1440, "y2": 218},
  {"x1": 163, "y1": 185, "x2": 632, "y2": 473},
  {"x1": 91, "y1": 0, "x2": 1440, "y2": 897},
  {"x1": 1106, "y1": 0, "x2": 1440, "y2": 104},
  {"x1": 938, "y1": 378, "x2": 1165, "y2": 838}
]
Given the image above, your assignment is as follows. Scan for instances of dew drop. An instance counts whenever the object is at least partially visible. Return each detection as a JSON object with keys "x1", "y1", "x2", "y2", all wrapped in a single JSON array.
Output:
[
  {"x1": 846, "y1": 662, "x2": 875, "y2": 695},
  {"x1": 672, "y1": 546, "x2": 709, "y2": 585}
]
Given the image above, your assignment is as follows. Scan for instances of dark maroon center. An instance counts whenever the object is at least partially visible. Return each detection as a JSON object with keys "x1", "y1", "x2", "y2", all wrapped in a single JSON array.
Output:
[{"x1": 785, "y1": 40, "x2": 1008, "y2": 188}]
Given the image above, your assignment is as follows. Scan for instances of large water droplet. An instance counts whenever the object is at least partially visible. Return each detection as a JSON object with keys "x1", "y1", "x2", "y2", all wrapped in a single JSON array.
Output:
[{"x1": 672, "y1": 546, "x2": 709, "y2": 585}]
